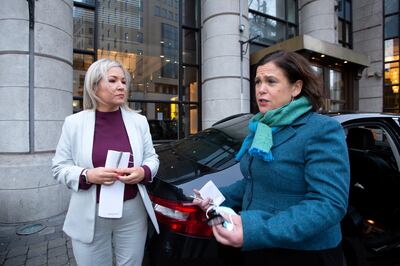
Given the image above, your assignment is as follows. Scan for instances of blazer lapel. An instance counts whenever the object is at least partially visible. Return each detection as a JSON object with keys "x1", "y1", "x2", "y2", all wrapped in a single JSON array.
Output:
[
  {"x1": 121, "y1": 108, "x2": 140, "y2": 166},
  {"x1": 81, "y1": 110, "x2": 95, "y2": 168}
]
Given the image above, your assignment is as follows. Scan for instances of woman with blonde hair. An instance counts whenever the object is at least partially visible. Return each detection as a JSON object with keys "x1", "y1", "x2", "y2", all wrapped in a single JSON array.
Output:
[{"x1": 52, "y1": 59, "x2": 159, "y2": 265}]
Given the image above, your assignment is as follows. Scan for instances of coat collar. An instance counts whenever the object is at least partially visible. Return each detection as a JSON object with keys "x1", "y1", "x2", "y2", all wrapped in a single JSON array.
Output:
[{"x1": 272, "y1": 111, "x2": 313, "y2": 148}]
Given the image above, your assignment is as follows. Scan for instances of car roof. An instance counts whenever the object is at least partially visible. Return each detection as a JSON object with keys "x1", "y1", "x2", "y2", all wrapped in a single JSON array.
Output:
[{"x1": 329, "y1": 113, "x2": 400, "y2": 123}]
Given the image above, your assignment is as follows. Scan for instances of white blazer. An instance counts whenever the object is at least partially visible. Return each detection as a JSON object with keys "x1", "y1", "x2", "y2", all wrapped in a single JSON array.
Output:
[{"x1": 52, "y1": 108, "x2": 159, "y2": 243}]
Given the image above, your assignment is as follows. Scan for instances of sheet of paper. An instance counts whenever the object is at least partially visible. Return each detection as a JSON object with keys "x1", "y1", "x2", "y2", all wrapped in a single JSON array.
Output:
[
  {"x1": 199, "y1": 180, "x2": 225, "y2": 206},
  {"x1": 98, "y1": 150, "x2": 130, "y2": 218}
]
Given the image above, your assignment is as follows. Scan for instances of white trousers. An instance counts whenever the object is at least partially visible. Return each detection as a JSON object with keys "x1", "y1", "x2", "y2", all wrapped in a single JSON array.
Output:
[{"x1": 71, "y1": 196, "x2": 148, "y2": 266}]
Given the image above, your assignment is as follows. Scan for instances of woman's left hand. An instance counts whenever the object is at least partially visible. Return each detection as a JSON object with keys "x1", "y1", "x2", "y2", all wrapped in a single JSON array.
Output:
[
  {"x1": 116, "y1": 167, "x2": 145, "y2": 184},
  {"x1": 212, "y1": 214, "x2": 244, "y2": 248}
]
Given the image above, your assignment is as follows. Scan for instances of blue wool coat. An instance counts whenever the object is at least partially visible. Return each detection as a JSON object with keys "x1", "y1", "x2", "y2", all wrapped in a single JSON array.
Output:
[{"x1": 220, "y1": 111, "x2": 350, "y2": 251}]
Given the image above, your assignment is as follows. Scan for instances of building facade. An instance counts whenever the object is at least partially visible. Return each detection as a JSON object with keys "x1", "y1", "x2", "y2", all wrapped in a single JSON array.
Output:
[{"x1": 0, "y1": 0, "x2": 397, "y2": 223}]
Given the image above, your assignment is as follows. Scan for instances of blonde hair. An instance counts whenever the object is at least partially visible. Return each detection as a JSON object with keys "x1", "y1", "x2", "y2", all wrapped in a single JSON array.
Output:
[{"x1": 83, "y1": 59, "x2": 131, "y2": 110}]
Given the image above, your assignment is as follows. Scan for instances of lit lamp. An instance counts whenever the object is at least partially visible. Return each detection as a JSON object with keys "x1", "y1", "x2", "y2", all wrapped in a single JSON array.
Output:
[
  {"x1": 392, "y1": 86, "x2": 399, "y2": 94},
  {"x1": 170, "y1": 96, "x2": 178, "y2": 120}
]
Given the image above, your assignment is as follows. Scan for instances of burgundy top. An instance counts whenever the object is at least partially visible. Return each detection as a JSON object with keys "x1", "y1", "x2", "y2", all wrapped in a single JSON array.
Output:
[{"x1": 79, "y1": 108, "x2": 151, "y2": 202}]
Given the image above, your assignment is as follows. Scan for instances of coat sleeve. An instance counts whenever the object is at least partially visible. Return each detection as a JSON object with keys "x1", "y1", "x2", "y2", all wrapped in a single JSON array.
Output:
[
  {"x1": 241, "y1": 118, "x2": 350, "y2": 250},
  {"x1": 51, "y1": 116, "x2": 83, "y2": 192}
]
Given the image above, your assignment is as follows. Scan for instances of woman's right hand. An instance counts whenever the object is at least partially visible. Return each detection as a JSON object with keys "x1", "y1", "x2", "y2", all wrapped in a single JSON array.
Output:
[
  {"x1": 86, "y1": 167, "x2": 119, "y2": 185},
  {"x1": 192, "y1": 189, "x2": 213, "y2": 211}
]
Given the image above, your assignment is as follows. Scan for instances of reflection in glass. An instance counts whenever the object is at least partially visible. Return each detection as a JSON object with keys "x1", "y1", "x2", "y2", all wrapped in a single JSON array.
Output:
[
  {"x1": 329, "y1": 70, "x2": 344, "y2": 112},
  {"x1": 345, "y1": 0, "x2": 351, "y2": 21},
  {"x1": 183, "y1": 29, "x2": 198, "y2": 65},
  {"x1": 384, "y1": 85, "x2": 400, "y2": 113},
  {"x1": 181, "y1": 104, "x2": 198, "y2": 136},
  {"x1": 248, "y1": 0, "x2": 285, "y2": 20},
  {"x1": 385, "y1": 38, "x2": 400, "y2": 62},
  {"x1": 73, "y1": 7, "x2": 95, "y2": 51},
  {"x1": 385, "y1": 0, "x2": 399, "y2": 14},
  {"x1": 127, "y1": 101, "x2": 179, "y2": 140},
  {"x1": 249, "y1": 13, "x2": 286, "y2": 44},
  {"x1": 287, "y1": 0, "x2": 296, "y2": 23},
  {"x1": 182, "y1": 66, "x2": 198, "y2": 102},
  {"x1": 385, "y1": 15, "x2": 399, "y2": 39},
  {"x1": 384, "y1": 62, "x2": 399, "y2": 86},
  {"x1": 74, "y1": 0, "x2": 95, "y2": 5},
  {"x1": 72, "y1": 0, "x2": 200, "y2": 140},
  {"x1": 183, "y1": 0, "x2": 199, "y2": 27},
  {"x1": 288, "y1": 25, "x2": 296, "y2": 39},
  {"x1": 311, "y1": 65, "x2": 323, "y2": 76},
  {"x1": 73, "y1": 53, "x2": 94, "y2": 112}
]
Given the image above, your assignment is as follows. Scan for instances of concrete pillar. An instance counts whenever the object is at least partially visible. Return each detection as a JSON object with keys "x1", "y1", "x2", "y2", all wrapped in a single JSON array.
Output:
[
  {"x1": 201, "y1": 0, "x2": 250, "y2": 129},
  {"x1": 352, "y1": 0, "x2": 383, "y2": 112},
  {"x1": 0, "y1": 0, "x2": 73, "y2": 223},
  {"x1": 298, "y1": 0, "x2": 337, "y2": 43}
]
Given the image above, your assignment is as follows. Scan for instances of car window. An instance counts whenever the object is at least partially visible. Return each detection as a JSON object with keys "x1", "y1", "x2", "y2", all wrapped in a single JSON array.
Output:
[
  {"x1": 344, "y1": 124, "x2": 400, "y2": 246},
  {"x1": 173, "y1": 128, "x2": 243, "y2": 171}
]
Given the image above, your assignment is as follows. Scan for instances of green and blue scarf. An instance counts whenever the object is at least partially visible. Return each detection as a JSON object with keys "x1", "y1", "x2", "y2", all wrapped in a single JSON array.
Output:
[{"x1": 236, "y1": 96, "x2": 312, "y2": 162}]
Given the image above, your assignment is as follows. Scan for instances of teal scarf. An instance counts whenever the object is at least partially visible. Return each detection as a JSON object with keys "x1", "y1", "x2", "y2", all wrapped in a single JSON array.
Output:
[{"x1": 236, "y1": 96, "x2": 312, "y2": 162}]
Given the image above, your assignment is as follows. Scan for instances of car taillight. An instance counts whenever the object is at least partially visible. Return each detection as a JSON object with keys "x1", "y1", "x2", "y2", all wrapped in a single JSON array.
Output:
[{"x1": 149, "y1": 194, "x2": 213, "y2": 238}]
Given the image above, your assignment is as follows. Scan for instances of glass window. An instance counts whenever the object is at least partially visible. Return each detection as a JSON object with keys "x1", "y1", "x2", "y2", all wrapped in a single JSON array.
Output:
[
  {"x1": 181, "y1": 104, "x2": 199, "y2": 136},
  {"x1": 345, "y1": 124, "x2": 400, "y2": 233},
  {"x1": 385, "y1": 38, "x2": 400, "y2": 62},
  {"x1": 385, "y1": 15, "x2": 399, "y2": 39},
  {"x1": 72, "y1": 54, "x2": 94, "y2": 113},
  {"x1": 337, "y1": 0, "x2": 352, "y2": 48},
  {"x1": 182, "y1": 29, "x2": 198, "y2": 64},
  {"x1": 345, "y1": 0, "x2": 351, "y2": 21},
  {"x1": 287, "y1": 0, "x2": 296, "y2": 23},
  {"x1": 183, "y1": 0, "x2": 199, "y2": 27},
  {"x1": 248, "y1": 0, "x2": 285, "y2": 20},
  {"x1": 385, "y1": 62, "x2": 399, "y2": 86},
  {"x1": 74, "y1": 0, "x2": 95, "y2": 5},
  {"x1": 385, "y1": 0, "x2": 399, "y2": 14},
  {"x1": 329, "y1": 70, "x2": 344, "y2": 112},
  {"x1": 248, "y1": 0, "x2": 297, "y2": 46},
  {"x1": 384, "y1": 3, "x2": 400, "y2": 112},
  {"x1": 249, "y1": 13, "x2": 287, "y2": 45},
  {"x1": 182, "y1": 66, "x2": 198, "y2": 102},
  {"x1": 73, "y1": 0, "x2": 201, "y2": 140},
  {"x1": 73, "y1": 7, "x2": 95, "y2": 51}
]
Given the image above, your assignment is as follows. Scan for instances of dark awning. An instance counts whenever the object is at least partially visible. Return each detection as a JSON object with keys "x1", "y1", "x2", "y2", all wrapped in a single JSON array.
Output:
[{"x1": 250, "y1": 34, "x2": 370, "y2": 68}]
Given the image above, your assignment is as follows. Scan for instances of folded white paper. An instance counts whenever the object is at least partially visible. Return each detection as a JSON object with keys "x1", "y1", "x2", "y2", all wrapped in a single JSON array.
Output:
[
  {"x1": 199, "y1": 180, "x2": 225, "y2": 206},
  {"x1": 98, "y1": 150, "x2": 130, "y2": 218}
]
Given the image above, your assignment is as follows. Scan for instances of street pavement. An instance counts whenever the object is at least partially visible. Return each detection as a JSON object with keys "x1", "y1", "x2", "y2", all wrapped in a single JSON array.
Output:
[
  {"x1": 0, "y1": 212, "x2": 76, "y2": 266},
  {"x1": 0, "y1": 212, "x2": 151, "y2": 266}
]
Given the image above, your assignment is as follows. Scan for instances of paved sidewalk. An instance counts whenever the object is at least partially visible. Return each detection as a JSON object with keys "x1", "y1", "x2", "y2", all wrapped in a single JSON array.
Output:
[
  {"x1": 0, "y1": 212, "x2": 76, "y2": 266},
  {"x1": 0, "y1": 213, "x2": 152, "y2": 266}
]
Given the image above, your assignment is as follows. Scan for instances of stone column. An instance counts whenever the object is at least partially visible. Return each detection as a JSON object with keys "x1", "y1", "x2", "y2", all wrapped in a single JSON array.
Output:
[
  {"x1": 352, "y1": 0, "x2": 383, "y2": 112},
  {"x1": 0, "y1": 0, "x2": 73, "y2": 223},
  {"x1": 201, "y1": 0, "x2": 250, "y2": 129},
  {"x1": 298, "y1": 0, "x2": 337, "y2": 43}
]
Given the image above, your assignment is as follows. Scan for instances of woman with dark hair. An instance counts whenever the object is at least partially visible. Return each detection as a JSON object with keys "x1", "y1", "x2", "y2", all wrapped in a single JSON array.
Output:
[{"x1": 194, "y1": 50, "x2": 350, "y2": 265}]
